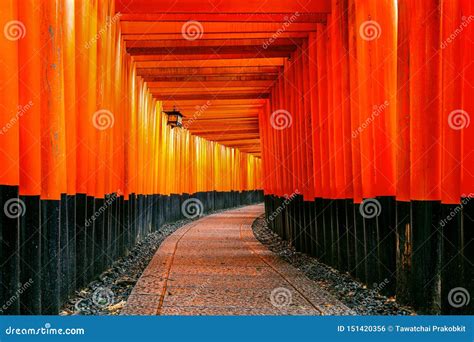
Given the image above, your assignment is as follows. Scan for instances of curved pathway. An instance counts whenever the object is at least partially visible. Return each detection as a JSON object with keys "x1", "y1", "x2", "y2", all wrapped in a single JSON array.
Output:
[{"x1": 122, "y1": 204, "x2": 353, "y2": 315}]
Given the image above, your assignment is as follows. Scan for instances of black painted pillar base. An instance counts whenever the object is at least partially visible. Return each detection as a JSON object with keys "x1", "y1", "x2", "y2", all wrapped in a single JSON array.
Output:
[
  {"x1": 263, "y1": 195, "x2": 472, "y2": 314},
  {"x1": 0, "y1": 189, "x2": 264, "y2": 315},
  {"x1": 40, "y1": 200, "x2": 60, "y2": 315},
  {"x1": 411, "y1": 201, "x2": 442, "y2": 314},
  {"x1": 66, "y1": 195, "x2": 76, "y2": 298},
  {"x1": 85, "y1": 196, "x2": 95, "y2": 283},
  {"x1": 376, "y1": 197, "x2": 396, "y2": 295},
  {"x1": 395, "y1": 200, "x2": 412, "y2": 305},
  {"x1": 0, "y1": 185, "x2": 21, "y2": 315},
  {"x1": 94, "y1": 198, "x2": 105, "y2": 278},
  {"x1": 19, "y1": 195, "x2": 41, "y2": 314},
  {"x1": 441, "y1": 198, "x2": 474, "y2": 315},
  {"x1": 75, "y1": 193, "x2": 87, "y2": 289},
  {"x1": 59, "y1": 194, "x2": 69, "y2": 305}
]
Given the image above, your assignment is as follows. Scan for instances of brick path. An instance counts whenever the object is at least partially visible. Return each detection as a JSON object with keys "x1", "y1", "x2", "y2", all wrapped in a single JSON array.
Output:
[{"x1": 122, "y1": 204, "x2": 354, "y2": 315}]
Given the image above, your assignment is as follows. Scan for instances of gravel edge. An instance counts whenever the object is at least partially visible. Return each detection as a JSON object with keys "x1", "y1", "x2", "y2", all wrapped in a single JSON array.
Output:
[
  {"x1": 61, "y1": 218, "x2": 193, "y2": 315},
  {"x1": 252, "y1": 214, "x2": 416, "y2": 316}
]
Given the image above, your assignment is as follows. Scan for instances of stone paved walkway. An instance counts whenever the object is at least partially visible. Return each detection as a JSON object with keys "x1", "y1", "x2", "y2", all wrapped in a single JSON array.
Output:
[{"x1": 122, "y1": 204, "x2": 354, "y2": 315}]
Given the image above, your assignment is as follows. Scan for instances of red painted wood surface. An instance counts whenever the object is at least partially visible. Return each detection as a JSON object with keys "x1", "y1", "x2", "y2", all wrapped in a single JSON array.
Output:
[
  {"x1": 258, "y1": 0, "x2": 473, "y2": 204},
  {"x1": 0, "y1": 0, "x2": 262, "y2": 200},
  {"x1": 0, "y1": 0, "x2": 472, "y2": 204}
]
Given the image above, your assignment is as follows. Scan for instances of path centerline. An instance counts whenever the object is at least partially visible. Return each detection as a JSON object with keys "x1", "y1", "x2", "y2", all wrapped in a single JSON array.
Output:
[{"x1": 122, "y1": 204, "x2": 354, "y2": 315}]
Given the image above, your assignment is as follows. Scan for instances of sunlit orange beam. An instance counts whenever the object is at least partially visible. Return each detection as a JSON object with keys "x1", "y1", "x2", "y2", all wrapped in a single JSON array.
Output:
[
  {"x1": 131, "y1": 52, "x2": 292, "y2": 61},
  {"x1": 155, "y1": 94, "x2": 269, "y2": 100},
  {"x1": 147, "y1": 80, "x2": 275, "y2": 88},
  {"x1": 120, "y1": 22, "x2": 318, "y2": 35},
  {"x1": 116, "y1": 0, "x2": 331, "y2": 14},
  {"x1": 138, "y1": 67, "x2": 280, "y2": 76},
  {"x1": 119, "y1": 13, "x2": 326, "y2": 23},
  {"x1": 127, "y1": 38, "x2": 302, "y2": 48},
  {"x1": 123, "y1": 32, "x2": 309, "y2": 41},
  {"x1": 135, "y1": 58, "x2": 285, "y2": 68}
]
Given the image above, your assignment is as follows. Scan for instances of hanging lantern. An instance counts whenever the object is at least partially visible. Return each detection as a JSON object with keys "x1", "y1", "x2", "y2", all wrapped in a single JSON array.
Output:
[{"x1": 163, "y1": 106, "x2": 183, "y2": 128}]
